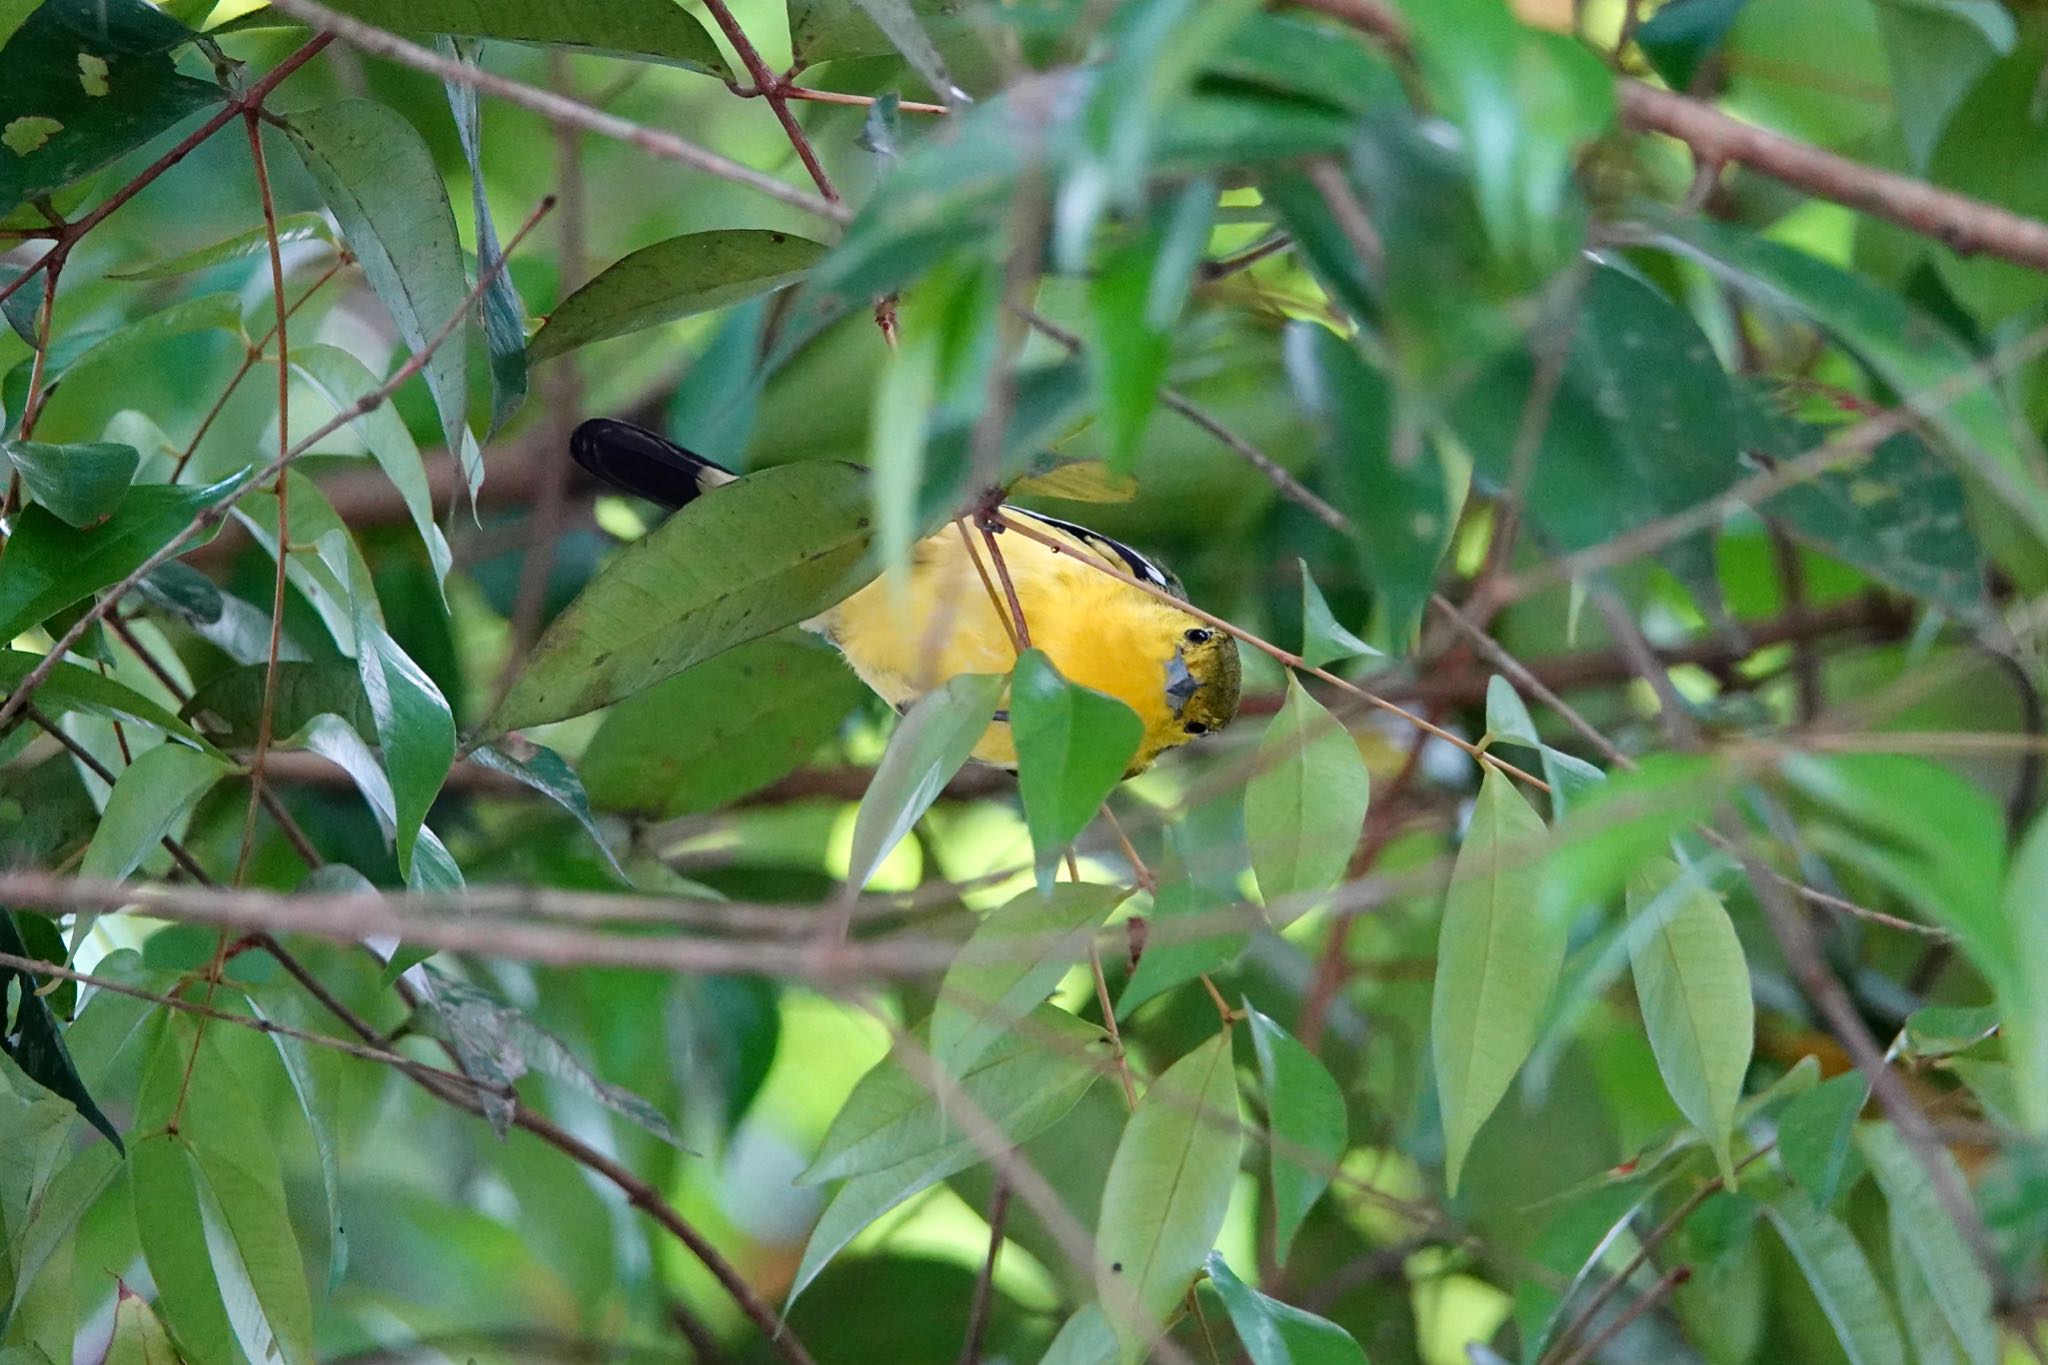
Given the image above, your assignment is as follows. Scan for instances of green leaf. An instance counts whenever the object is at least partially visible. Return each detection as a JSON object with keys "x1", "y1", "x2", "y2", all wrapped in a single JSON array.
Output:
[
  {"x1": 1088, "y1": 181, "x2": 1214, "y2": 469},
  {"x1": 0, "y1": 0, "x2": 221, "y2": 217},
  {"x1": 1038, "y1": 1303, "x2": 1119, "y2": 1365},
  {"x1": 802, "y1": 1004, "x2": 1108, "y2": 1184},
  {"x1": 1205, "y1": 1252, "x2": 1370, "y2": 1365},
  {"x1": 1010, "y1": 649, "x2": 1144, "y2": 886},
  {"x1": 583, "y1": 635, "x2": 867, "y2": 820},
  {"x1": 1636, "y1": 0, "x2": 1746, "y2": 90},
  {"x1": 1857, "y1": 1123, "x2": 1996, "y2": 1365},
  {"x1": 1876, "y1": 0, "x2": 2014, "y2": 173},
  {"x1": 1286, "y1": 324, "x2": 1453, "y2": 648},
  {"x1": 0, "y1": 915, "x2": 122, "y2": 1151},
  {"x1": 1655, "y1": 217, "x2": 2048, "y2": 557},
  {"x1": 1247, "y1": 1007, "x2": 1344, "y2": 1265},
  {"x1": 1625, "y1": 858, "x2": 1754, "y2": 1182},
  {"x1": 1539, "y1": 746, "x2": 1605, "y2": 819},
  {"x1": 530, "y1": 230, "x2": 828, "y2": 362},
  {"x1": 231, "y1": 470, "x2": 382, "y2": 656},
  {"x1": 240, "y1": 988, "x2": 349, "y2": 1292},
  {"x1": 348, "y1": 608, "x2": 454, "y2": 878},
  {"x1": 27, "y1": 293, "x2": 244, "y2": 397},
  {"x1": 930, "y1": 882, "x2": 1127, "y2": 1076},
  {"x1": 0, "y1": 473, "x2": 245, "y2": 642},
  {"x1": 284, "y1": 100, "x2": 474, "y2": 477},
  {"x1": 468, "y1": 741, "x2": 625, "y2": 880},
  {"x1": 79, "y1": 742, "x2": 229, "y2": 883},
  {"x1": 1096, "y1": 1030, "x2": 1243, "y2": 1353},
  {"x1": 2, "y1": 440, "x2": 137, "y2": 527},
  {"x1": 1760, "y1": 1197, "x2": 1908, "y2": 1365},
  {"x1": 1117, "y1": 882, "x2": 1247, "y2": 1019},
  {"x1": 787, "y1": 0, "x2": 959, "y2": 68},
  {"x1": 492, "y1": 461, "x2": 875, "y2": 731},
  {"x1": 1, "y1": 1141, "x2": 119, "y2": 1335},
  {"x1": 290, "y1": 343, "x2": 454, "y2": 589},
  {"x1": 787, "y1": 1007, "x2": 1104, "y2": 1305},
  {"x1": 109, "y1": 210, "x2": 334, "y2": 280},
  {"x1": 1296, "y1": 561, "x2": 1378, "y2": 670},
  {"x1": 132, "y1": 1018, "x2": 317, "y2": 1365},
  {"x1": 412, "y1": 967, "x2": 684, "y2": 1147},
  {"x1": 1736, "y1": 381, "x2": 1986, "y2": 617},
  {"x1": 844, "y1": 670, "x2": 1004, "y2": 887},
  {"x1": 0, "y1": 649, "x2": 215, "y2": 751},
  {"x1": 1433, "y1": 765, "x2": 1557, "y2": 1195},
  {"x1": 1403, "y1": 0, "x2": 1613, "y2": 271},
  {"x1": 1484, "y1": 676, "x2": 1539, "y2": 750},
  {"x1": 141, "y1": 564, "x2": 306, "y2": 668},
  {"x1": 181, "y1": 661, "x2": 374, "y2": 749},
  {"x1": 1245, "y1": 675, "x2": 1369, "y2": 918},
  {"x1": 287, "y1": 713, "x2": 464, "y2": 894},
  {"x1": 441, "y1": 36, "x2": 526, "y2": 436},
  {"x1": 2001, "y1": 805, "x2": 2048, "y2": 1134},
  {"x1": 101, "y1": 1283, "x2": 178, "y2": 1365},
  {"x1": 248, "y1": 0, "x2": 733, "y2": 75},
  {"x1": 1539, "y1": 752, "x2": 1727, "y2": 925},
  {"x1": 1929, "y1": 36, "x2": 2048, "y2": 324},
  {"x1": 1777, "y1": 1072, "x2": 1867, "y2": 1206},
  {"x1": 1900, "y1": 1004, "x2": 2001, "y2": 1061}
]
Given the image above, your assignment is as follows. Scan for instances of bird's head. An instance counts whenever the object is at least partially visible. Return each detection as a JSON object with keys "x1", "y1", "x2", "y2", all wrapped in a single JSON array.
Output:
[{"x1": 1133, "y1": 622, "x2": 1242, "y2": 772}]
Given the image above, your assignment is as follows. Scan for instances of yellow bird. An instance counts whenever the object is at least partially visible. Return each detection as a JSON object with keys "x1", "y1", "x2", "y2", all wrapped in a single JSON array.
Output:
[{"x1": 571, "y1": 419, "x2": 1242, "y2": 773}]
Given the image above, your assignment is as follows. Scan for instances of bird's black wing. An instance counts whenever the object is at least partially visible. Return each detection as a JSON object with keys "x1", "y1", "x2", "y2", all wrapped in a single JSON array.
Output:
[
  {"x1": 1020, "y1": 510, "x2": 1186, "y2": 600},
  {"x1": 571, "y1": 418, "x2": 737, "y2": 512}
]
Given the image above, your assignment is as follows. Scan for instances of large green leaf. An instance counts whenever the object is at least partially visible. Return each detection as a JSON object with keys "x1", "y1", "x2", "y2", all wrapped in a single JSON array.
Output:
[
  {"x1": 2, "y1": 441, "x2": 138, "y2": 528},
  {"x1": 844, "y1": 670, "x2": 1006, "y2": 888},
  {"x1": 2004, "y1": 807, "x2": 2048, "y2": 1135},
  {"x1": 802, "y1": 1004, "x2": 1108, "y2": 1184},
  {"x1": 1626, "y1": 857, "x2": 1754, "y2": 1182},
  {"x1": 1928, "y1": 36, "x2": 2048, "y2": 324},
  {"x1": 1096, "y1": 1030, "x2": 1243, "y2": 1354},
  {"x1": 180, "y1": 661, "x2": 374, "y2": 749},
  {"x1": 0, "y1": 0, "x2": 221, "y2": 216},
  {"x1": 1009, "y1": 649, "x2": 1144, "y2": 886},
  {"x1": 1205, "y1": 1253, "x2": 1370, "y2": 1365},
  {"x1": 285, "y1": 100, "x2": 474, "y2": 480},
  {"x1": 467, "y1": 741, "x2": 625, "y2": 879},
  {"x1": 0, "y1": 649, "x2": 215, "y2": 751},
  {"x1": 132, "y1": 1018, "x2": 316, "y2": 1365},
  {"x1": 109, "y1": 211, "x2": 334, "y2": 280},
  {"x1": 140, "y1": 565, "x2": 305, "y2": 668},
  {"x1": 1038, "y1": 1304, "x2": 1119, "y2": 1365},
  {"x1": 1878, "y1": 0, "x2": 2013, "y2": 173},
  {"x1": 1244, "y1": 674, "x2": 1370, "y2": 919},
  {"x1": 491, "y1": 461, "x2": 876, "y2": 731},
  {"x1": 1433, "y1": 765, "x2": 1557, "y2": 1195},
  {"x1": 1, "y1": 1140, "x2": 120, "y2": 1334},
  {"x1": 1539, "y1": 752, "x2": 1728, "y2": 926},
  {"x1": 440, "y1": 36, "x2": 526, "y2": 436},
  {"x1": 78, "y1": 742, "x2": 229, "y2": 884},
  {"x1": 351, "y1": 613, "x2": 454, "y2": 879},
  {"x1": 1858, "y1": 1124, "x2": 1996, "y2": 1365},
  {"x1": 290, "y1": 343, "x2": 453, "y2": 589},
  {"x1": 1116, "y1": 882, "x2": 1247, "y2": 1019},
  {"x1": 1761, "y1": 1196, "x2": 1907, "y2": 1365},
  {"x1": 530, "y1": 231, "x2": 827, "y2": 362},
  {"x1": 787, "y1": 1007, "x2": 1105, "y2": 1305},
  {"x1": 582, "y1": 636, "x2": 867, "y2": 819},
  {"x1": 1287, "y1": 323, "x2": 1454, "y2": 648},
  {"x1": 0, "y1": 474, "x2": 245, "y2": 643},
  {"x1": 241, "y1": 988, "x2": 349, "y2": 1291},
  {"x1": 930, "y1": 882, "x2": 1127, "y2": 1076},
  {"x1": 1402, "y1": 0, "x2": 1613, "y2": 272},
  {"x1": 1247, "y1": 1007, "x2": 1344, "y2": 1265},
  {"x1": 1777, "y1": 1073, "x2": 1867, "y2": 1206}
]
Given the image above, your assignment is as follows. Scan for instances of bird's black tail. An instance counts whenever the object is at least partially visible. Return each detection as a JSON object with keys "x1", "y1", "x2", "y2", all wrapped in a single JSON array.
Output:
[{"x1": 570, "y1": 418, "x2": 737, "y2": 512}]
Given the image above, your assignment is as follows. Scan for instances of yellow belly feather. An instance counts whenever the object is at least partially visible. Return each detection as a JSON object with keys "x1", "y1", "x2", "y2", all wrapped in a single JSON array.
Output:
[{"x1": 808, "y1": 514, "x2": 1195, "y2": 768}]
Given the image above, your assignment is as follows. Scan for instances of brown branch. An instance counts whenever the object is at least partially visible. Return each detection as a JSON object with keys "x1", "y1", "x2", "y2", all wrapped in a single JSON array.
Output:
[
  {"x1": 702, "y1": 0, "x2": 841, "y2": 205},
  {"x1": 259, "y1": 0, "x2": 846, "y2": 225},
  {"x1": 1619, "y1": 82, "x2": 2048, "y2": 274},
  {"x1": 957, "y1": 1179, "x2": 1011, "y2": 1365}
]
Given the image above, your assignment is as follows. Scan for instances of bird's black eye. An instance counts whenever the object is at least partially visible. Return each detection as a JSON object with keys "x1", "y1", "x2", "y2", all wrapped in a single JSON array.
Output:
[
  {"x1": 1184, "y1": 628, "x2": 1213, "y2": 644},
  {"x1": 1184, "y1": 721, "x2": 1209, "y2": 735}
]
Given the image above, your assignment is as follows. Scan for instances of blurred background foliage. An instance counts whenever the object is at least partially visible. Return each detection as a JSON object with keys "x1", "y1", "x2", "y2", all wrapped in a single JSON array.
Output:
[{"x1": 6, "y1": 0, "x2": 2048, "y2": 1361}]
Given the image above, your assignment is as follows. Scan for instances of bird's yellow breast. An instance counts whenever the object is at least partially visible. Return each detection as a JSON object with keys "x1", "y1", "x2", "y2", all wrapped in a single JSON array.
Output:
[{"x1": 807, "y1": 515, "x2": 1199, "y2": 769}]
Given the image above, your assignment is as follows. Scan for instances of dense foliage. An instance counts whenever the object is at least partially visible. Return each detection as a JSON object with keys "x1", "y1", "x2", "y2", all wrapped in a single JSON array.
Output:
[{"x1": 3, "y1": 0, "x2": 2047, "y2": 1361}]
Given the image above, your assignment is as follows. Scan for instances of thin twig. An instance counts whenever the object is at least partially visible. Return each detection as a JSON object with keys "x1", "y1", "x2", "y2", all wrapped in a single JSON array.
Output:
[
  {"x1": 957, "y1": 1179, "x2": 1012, "y2": 1365},
  {"x1": 703, "y1": 0, "x2": 841, "y2": 204}
]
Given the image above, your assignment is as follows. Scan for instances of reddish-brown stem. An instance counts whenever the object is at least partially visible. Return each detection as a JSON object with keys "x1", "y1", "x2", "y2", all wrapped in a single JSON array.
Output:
[
  {"x1": 702, "y1": 0, "x2": 840, "y2": 204},
  {"x1": 737, "y1": 83, "x2": 949, "y2": 115},
  {"x1": 958, "y1": 1179, "x2": 1012, "y2": 1365}
]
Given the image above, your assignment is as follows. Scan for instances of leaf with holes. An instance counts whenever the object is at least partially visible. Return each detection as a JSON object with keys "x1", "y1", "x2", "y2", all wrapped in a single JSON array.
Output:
[
  {"x1": 1433, "y1": 765, "x2": 1557, "y2": 1194},
  {"x1": 1096, "y1": 1030, "x2": 1243, "y2": 1354}
]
